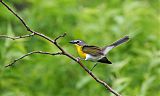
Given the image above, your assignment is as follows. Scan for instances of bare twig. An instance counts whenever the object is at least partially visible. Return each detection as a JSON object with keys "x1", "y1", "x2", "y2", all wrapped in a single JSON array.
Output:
[
  {"x1": 54, "y1": 32, "x2": 66, "y2": 42},
  {"x1": 0, "y1": 1, "x2": 55, "y2": 44},
  {"x1": 76, "y1": 58, "x2": 121, "y2": 96},
  {"x1": 0, "y1": 33, "x2": 35, "y2": 40},
  {"x1": 1, "y1": 1, "x2": 30, "y2": 31},
  {"x1": 0, "y1": 1, "x2": 121, "y2": 96},
  {"x1": 5, "y1": 51, "x2": 62, "y2": 67}
]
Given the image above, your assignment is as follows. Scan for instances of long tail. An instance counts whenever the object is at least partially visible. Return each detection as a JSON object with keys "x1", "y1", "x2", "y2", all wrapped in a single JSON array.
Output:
[
  {"x1": 110, "y1": 36, "x2": 129, "y2": 46},
  {"x1": 102, "y1": 36, "x2": 129, "y2": 55}
]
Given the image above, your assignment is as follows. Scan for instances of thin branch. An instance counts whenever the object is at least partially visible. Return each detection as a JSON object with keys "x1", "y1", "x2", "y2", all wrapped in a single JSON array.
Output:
[
  {"x1": 76, "y1": 59, "x2": 120, "y2": 96},
  {"x1": 54, "y1": 32, "x2": 66, "y2": 42},
  {"x1": 0, "y1": 1, "x2": 121, "y2": 96},
  {"x1": 1, "y1": 1, "x2": 30, "y2": 31},
  {"x1": 0, "y1": 33, "x2": 35, "y2": 40},
  {"x1": 5, "y1": 51, "x2": 62, "y2": 67},
  {"x1": 62, "y1": 54, "x2": 121, "y2": 96},
  {"x1": 0, "y1": 1, "x2": 55, "y2": 44}
]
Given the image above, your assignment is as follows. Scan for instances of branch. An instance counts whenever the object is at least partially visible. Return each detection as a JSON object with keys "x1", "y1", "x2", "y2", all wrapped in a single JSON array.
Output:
[
  {"x1": 5, "y1": 51, "x2": 62, "y2": 67},
  {"x1": 54, "y1": 32, "x2": 66, "y2": 42},
  {"x1": 0, "y1": 33, "x2": 35, "y2": 40},
  {"x1": 76, "y1": 59, "x2": 121, "y2": 96},
  {"x1": 0, "y1": 1, "x2": 55, "y2": 44},
  {"x1": 1, "y1": 0, "x2": 30, "y2": 31},
  {"x1": 0, "y1": 1, "x2": 121, "y2": 96}
]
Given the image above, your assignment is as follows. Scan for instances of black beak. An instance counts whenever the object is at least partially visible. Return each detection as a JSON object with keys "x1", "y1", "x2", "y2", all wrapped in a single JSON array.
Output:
[{"x1": 69, "y1": 40, "x2": 76, "y2": 44}]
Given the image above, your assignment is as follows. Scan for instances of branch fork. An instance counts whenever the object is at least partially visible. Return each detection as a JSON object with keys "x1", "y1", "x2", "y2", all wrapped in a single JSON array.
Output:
[{"x1": 0, "y1": 1, "x2": 121, "y2": 96}]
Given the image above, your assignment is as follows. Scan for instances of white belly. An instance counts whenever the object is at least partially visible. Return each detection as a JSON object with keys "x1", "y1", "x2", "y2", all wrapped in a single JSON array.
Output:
[{"x1": 85, "y1": 54, "x2": 103, "y2": 61}]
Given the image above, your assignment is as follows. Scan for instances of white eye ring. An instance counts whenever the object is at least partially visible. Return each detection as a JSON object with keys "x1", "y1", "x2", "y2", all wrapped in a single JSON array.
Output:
[{"x1": 76, "y1": 40, "x2": 80, "y2": 43}]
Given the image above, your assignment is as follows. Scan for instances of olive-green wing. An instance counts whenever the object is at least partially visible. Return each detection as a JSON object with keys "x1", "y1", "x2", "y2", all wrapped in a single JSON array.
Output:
[{"x1": 82, "y1": 45, "x2": 103, "y2": 56}]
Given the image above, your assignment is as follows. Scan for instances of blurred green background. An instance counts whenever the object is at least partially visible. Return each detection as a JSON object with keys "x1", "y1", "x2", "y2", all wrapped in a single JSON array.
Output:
[{"x1": 0, "y1": 0, "x2": 159, "y2": 96}]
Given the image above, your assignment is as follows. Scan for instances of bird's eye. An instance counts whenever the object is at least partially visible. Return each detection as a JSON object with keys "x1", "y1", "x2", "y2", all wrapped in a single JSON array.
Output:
[{"x1": 76, "y1": 40, "x2": 80, "y2": 43}]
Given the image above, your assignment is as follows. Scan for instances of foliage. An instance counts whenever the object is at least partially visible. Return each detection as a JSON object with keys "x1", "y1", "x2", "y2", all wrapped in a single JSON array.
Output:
[{"x1": 0, "y1": 0, "x2": 159, "y2": 96}]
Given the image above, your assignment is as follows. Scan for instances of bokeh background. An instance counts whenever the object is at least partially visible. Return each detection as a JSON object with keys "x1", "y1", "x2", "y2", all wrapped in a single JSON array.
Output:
[{"x1": 0, "y1": 0, "x2": 159, "y2": 96}]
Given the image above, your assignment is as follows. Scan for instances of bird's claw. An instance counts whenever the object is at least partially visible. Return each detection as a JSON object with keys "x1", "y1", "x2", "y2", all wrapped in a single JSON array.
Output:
[{"x1": 76, "y1": 57, "x2": 81, "y2": 62}]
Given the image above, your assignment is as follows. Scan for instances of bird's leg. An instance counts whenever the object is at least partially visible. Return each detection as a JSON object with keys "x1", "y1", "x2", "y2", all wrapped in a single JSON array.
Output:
[
  {"x1": 80, "y1": 58, "x2": 85, "y2": 60},
  {"x1": 90, "y1": 63, "x2": 98, "y2": 71},
  {"x1": 76, "y1": 57, "x2": 85, "y2": 62},
  {"x1": 76, "y1": 57, "x2": 81, "y2": 62},
  {"x1": 76, "y1": 57, "x2": 85, "y2": 61}
]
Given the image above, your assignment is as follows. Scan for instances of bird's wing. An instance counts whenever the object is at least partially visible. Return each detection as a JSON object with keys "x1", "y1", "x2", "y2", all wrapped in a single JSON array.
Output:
[{"x1": 82, "y1": 45, "x2": 103, "y2": 56}]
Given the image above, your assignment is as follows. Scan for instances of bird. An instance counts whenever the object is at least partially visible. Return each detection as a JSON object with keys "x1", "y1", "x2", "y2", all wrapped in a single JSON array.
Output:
[{"x1": 69, "y1": 36, "x2": 129, "y2": 70}]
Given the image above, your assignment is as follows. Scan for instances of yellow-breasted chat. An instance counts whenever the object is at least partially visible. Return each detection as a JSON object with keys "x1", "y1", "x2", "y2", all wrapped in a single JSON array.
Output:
[{"x1": 69, "y1": 36, "x2": 129, "y2": 70}]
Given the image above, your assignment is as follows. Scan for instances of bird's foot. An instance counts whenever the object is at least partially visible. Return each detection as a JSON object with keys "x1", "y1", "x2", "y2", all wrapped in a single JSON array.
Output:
[
  {"x1": 76, "y1": 57, "x2": 85, "y2": 61},
  {"x1": 76, "y1": 57, "x2": 81, "y2": 62}
]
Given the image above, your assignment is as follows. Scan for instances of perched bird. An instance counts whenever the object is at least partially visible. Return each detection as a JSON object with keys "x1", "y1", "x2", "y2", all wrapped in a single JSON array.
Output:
[{"x1": 69, "y1": 36, "x2": 129, "y2": 70}]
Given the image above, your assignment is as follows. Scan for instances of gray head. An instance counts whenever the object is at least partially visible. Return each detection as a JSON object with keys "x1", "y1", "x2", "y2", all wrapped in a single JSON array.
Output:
[{"x1": 69, "y1": 40, "x2": 86, "y2": 46}]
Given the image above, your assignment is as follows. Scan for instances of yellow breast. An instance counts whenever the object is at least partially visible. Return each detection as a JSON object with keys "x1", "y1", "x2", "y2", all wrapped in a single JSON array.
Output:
[{"x1": 75, "y1": 45, "x2": 86, "y2": 58}]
